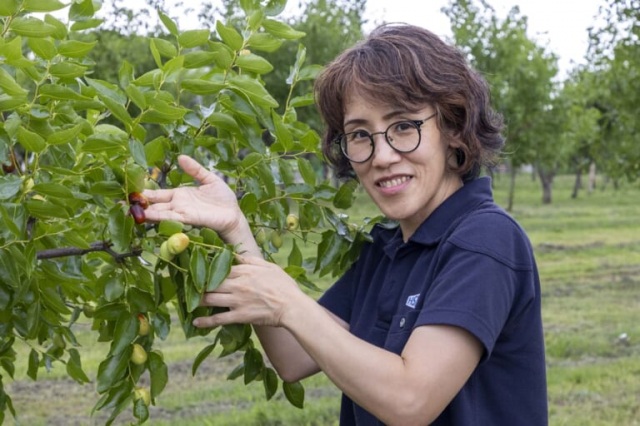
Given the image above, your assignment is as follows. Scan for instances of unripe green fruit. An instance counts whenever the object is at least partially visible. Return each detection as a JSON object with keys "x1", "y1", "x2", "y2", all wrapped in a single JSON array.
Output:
[
  {"x1": 286, "y1": 213, "x2": 299, "y2": 231},
  {"x1": 130, "y1": 343, "x2": 148, "y2": 365},
  {"x1": 137, "y1": 314, "x2": 150, "y2": 337},
  {"x1": 270, "y1": 230, "x2": 283, "y2": 249},
  {"x1": 254, "y1": 228, "x2": 267, "y2": 245},
  {"x1": 167, "y1": 232, "x2": 189, "y2": 255},
  {"x1": 159, "y1": 241, "x2": 174, "y2": 261},
  {"x1": 133, "y1": 386, "x2": 151, "y2": 406}
]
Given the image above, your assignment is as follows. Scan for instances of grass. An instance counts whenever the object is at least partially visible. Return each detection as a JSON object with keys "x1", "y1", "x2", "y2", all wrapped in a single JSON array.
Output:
[{"x1": 4, "y1": 171, "x2": 640, "y2": 425}]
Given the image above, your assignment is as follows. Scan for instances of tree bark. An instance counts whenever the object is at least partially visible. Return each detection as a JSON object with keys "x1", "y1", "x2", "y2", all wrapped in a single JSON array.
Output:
[
  {"x1": 588, "y1": 162, "x2": 597, "y2": 193},
  {"x1": 507, "y1": 167, "x2": 517, "y2": 212},
  {"x1": 571, "y1": 168, "x2": 582, "y2": 199},
  {"x1": 538, "y1": 168, "x2": 555, "y2": 204}
]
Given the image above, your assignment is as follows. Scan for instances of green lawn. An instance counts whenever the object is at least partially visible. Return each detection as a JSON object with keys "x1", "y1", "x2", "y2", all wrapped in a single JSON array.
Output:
[{"x1": 4, "y1": 172, "x2": 640, "y2": 425}]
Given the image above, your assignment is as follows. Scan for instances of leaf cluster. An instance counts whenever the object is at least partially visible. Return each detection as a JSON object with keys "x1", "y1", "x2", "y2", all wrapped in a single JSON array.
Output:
[{"x1": 0, "y1": 0, "x2": 370, "y2": 423}]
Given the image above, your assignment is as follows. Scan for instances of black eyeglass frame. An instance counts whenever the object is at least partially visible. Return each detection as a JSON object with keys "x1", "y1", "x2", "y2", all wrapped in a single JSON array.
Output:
[{"x1": 334, "y1": 113, "x2": 438, "y2": 163}]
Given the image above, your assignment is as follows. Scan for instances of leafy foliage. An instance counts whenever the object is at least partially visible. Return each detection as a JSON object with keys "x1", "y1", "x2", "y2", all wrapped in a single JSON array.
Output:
[{"x1": 0, "y1": 0, "x2": 370, "y2": 423}]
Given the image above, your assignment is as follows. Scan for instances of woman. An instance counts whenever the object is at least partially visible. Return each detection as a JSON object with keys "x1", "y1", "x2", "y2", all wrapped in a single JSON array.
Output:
[{"x1": 144, "y1": 24, "x2": 548, "y2": 425}]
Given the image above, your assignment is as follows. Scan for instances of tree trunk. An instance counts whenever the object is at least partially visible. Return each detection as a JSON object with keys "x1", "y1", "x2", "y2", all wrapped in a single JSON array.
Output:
[
  {"x1": 538, "y1": 168, "x2": 554, "y2": 204},
  {"x1": 507, "y1": 167, "x2": 517, "y2": 212},
  {"x1": 571, "y1": 168, "x2": 582, "y2": 199},
  {"x1": 588, "y1": 162, "x2": 597, "y2": 193}
]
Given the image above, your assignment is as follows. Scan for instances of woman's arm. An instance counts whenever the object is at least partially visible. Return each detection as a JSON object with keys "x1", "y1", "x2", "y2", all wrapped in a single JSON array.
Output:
[{"x1": 196, "y1": 255, "x2": 483, "y2": 425}]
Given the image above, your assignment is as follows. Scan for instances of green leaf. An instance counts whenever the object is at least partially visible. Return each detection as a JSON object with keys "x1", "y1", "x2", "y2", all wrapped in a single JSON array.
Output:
[
  {"x1": 235, "y1": 53, "x2": 274, "y2": 75},
  {"x1": 27, "y1": 37, "x2": 57, "y2": 60},
  {"x1": 100, "y1": 94, "x2": 132, "y2": 127},
  {"x1": 109, "y1": 314, "x2": 138, "y2": 356},
  {"x1": 181, "y1": 79, "x2": 225, "y2": 95},
  {"x1": 297, "y1": 158, "x2": 316, "y2": 186},
  {"x1": 178, "y1": 29, "x2": 211, "y2": 48},
  {"x1": 283, "y1": 381, "x2": 305, "y2": 408},
  {"x1": 272, "y1": 110, "x2": 293, "y2": 151},
  {"x1": 57, "y1": 39, "x2": 97, "y2": 58},
  {"x1": 189, "y1": 246, "x2": 207, "y2": 293},
  {"x1": 229, "y1": 75, "x2": 278, "y2": 108},
  {"x1": 263, "y1": 367, "x2": 278, "y2": 400},
  {"x1": 182, "y1": 51, "x2": 218, "y2": 69},
  {"x1": 23, "y1": 0, "x2": 66, "y2": 12},
  {"x1": 246, "y1": 32, "x2": 283, "y2": 53},
  {"x1": 151, "y1": 38, "x2": 177, "y2": 59},
  {"x1": 125, "y1": 84, "x2": 147, "y2": 110},
  {"x1": 315, "y1": 231, "x2": 345, "y2": 276},
  {"x1": 49, "y1": 62, "x2": 88, "y2": 79},
  {"x1": 243, "y1": 347, "x2": 264, "y2": 384},
  {"x1": 32, "y1": 182, "x2": 75, "y2": 199},
  {"x1": 333, "y1": 179, "x2": 358, "y2": 209},
  {"x1": 44, "y1": 14, "x2": 68, "y2": 39},
  {"x1": 68, "y1": 0, "x2": 95, "y2": 21},
  {"x1": 149, "y1": 351, "x2": 169, "y2": 397},
  {"x1": 0, "y1": 67, "x2": 28, "y2": 97},
  {"x1": 69, "y1": 19, "x2": 102, "y2": 31},
  {"x1": 262, "y1": 19, "x2": 305, "y2": 40},
  {"x1": 207, "y1": 112, "x2": 239, "y2": 133},
  {"x1": 66, "y1": 348, "x2": 91, "y2": 384},
  {"x1": 27, "y1": 349, "x2": 39, "y2": 380},
  {"x1": 216, "y1": 21, "x2": 244, "y2": 51},
  {"x1": 158, "y1": 10, "x2": 178, "y2": 35},
  {"x1": 192, "y1": 342, "x2": 217, "y2": 376},
  {"x1": 0, "y1": 0, "x2": 20, "y2": 16},
  {"x1": 206, "y1": 248, "x2": 232, "y2": 291},
  {"x1": 39, "y1": 84, "x2": 91, "y2": 101},
  {"x1": 96, "y1": 351, "x2": 130, "y2": 393},
  {"x1": 0, "y1": 176, "x2": 22, "y2": 200},
  {"x1": 18, "y1": 126, "x2": 46, "y2": 153},
  {"x1": 47, "y1": 123, "x2": 83, "y2": 145},
  {"x1": 9, "y1": 17, "x2": 57, "y2": 37},
  {"x1": 133, "y1": 398, "x2": 149, "y2": 423},
  {"x1": 288, "y1": 240, "x2": 303, "y2": 267},
  {"x1": 25, "y1": 199, "x2": 70, "y2": 219}
]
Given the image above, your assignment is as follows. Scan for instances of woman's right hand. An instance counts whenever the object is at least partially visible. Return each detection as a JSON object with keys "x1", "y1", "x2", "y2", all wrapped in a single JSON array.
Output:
[{"x1": 143, "y1": 155, "x2": 257, "y2": 252}]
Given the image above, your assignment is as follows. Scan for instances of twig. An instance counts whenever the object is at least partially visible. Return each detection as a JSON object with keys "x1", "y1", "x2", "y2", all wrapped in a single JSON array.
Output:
[{"x1": 36, "y1": 241, "x2": 143, "y2": 262}]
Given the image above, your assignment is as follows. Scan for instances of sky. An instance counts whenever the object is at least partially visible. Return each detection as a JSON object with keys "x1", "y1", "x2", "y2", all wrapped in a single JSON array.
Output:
[
  {"x1": 97, "y1": 0, "x2": 608, "y2": 78},
  {"x1": 358, "y1": 0, "x2": 607, "y2": 77}
]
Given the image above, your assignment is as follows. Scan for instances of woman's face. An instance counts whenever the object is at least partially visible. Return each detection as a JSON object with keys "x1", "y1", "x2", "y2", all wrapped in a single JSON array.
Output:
[{"x1": 343, "y1": 94, "x2": 463, "y2": 240}]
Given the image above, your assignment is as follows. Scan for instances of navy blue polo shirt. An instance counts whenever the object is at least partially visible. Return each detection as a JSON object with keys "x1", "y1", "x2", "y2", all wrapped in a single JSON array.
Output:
[{"x1": 318, "y1": 177, "x2": 548, "y2": 425}]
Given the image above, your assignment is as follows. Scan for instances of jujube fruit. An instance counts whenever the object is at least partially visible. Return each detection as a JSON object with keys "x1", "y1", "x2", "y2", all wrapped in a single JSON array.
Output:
[
  {"x1": 167, "y1": 232, "x2": 189, "y2": 255},
  {"x1": 137, "y1": 314, "x2": 150, "y2": 336},
  {"x1": 159, "y1": 241, "x2": 174, "y2": 261},
  {"x1": 130, "y1": 343, "x2": 148, "y2": 365},
  {"x1": 286, "y1": 214, "x2": 299, "y2": 231},
  {"x1": 254, "y1": 228, "x2": 267, "y2": 245},
  {"x1": 128, "y1": 192, "x2": 149, "y2": 209},
  {"x1": 133, "y1": 386, "x2": 151, "y2": 406},
  {"x1": 270, "y1": 230, "x2": 283, "y2": 248},
  {"x1": 129, "y1": 203, "x2": 146, "y2": 224}
]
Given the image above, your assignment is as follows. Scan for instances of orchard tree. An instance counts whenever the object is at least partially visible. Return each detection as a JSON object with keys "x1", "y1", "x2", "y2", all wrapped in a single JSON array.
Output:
[
  {"x1": 443, "y1": 0, "x2": 558, "y2": 208},
  {"x1": 586, "y1": 0, "x2": 640, "y2": 183},
  {"x1": 0, "y1": 0, "x2": 372, "y2": 424}
]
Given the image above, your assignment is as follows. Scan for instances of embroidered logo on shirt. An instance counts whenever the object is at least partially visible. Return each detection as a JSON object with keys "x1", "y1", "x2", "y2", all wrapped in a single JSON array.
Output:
[{"x1": 405, "y1": 293, "x2": 420, "y2": 309}]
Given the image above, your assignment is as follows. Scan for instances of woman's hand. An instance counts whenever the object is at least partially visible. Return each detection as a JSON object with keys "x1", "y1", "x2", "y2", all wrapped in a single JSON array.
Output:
[
  {"x1": 143, "y1": 155, "x2": 254, "y2": 249},
  {"x1": 192, "y1": 255, "x2": 304, "y2": 329}
]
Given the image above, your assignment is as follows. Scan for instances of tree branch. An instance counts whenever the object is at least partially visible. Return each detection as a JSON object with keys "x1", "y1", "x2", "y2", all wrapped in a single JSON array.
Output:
[{"x1": 37, "y1": 241, "x2": 143, "y2": 262}]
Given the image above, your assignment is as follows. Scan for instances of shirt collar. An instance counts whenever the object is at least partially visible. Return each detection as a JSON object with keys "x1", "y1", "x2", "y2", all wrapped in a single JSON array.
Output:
[{"x1": 409, "y1": 176, "x2": 494, "y2": 245}]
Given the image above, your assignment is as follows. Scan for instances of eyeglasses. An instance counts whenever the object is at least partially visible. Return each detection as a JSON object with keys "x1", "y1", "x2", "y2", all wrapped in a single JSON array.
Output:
[{"x1": 335, "y1": 113, "x2": 437, "y2": 163}]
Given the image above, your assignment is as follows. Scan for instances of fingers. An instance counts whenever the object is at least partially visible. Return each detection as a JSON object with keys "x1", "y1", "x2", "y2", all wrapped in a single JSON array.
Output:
[
  {"x1": 177, "y1": 155, "x2": 221, "y2": 186},
  {"x1": 142, "y1": 188, "x2": 176, "y2": 203}
]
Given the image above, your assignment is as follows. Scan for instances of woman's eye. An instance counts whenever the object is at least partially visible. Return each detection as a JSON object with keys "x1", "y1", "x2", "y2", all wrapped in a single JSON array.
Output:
[
  {"x1": 394, "y1": 121, "x2": 414, "y2": 133},
  {"x1": 348, "y1": 131, "x2": 370, "y2": 142}
]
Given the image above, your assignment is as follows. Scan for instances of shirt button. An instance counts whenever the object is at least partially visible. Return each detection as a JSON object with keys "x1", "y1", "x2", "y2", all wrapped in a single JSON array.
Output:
[{"x1": 399, "y1": 317, "x2": 406, "y2": 328}]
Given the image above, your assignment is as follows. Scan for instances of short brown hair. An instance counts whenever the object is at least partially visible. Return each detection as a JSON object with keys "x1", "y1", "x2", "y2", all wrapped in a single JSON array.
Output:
[{"x1": 314, "y1": 23, "x2": 504, "y2": 180}]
